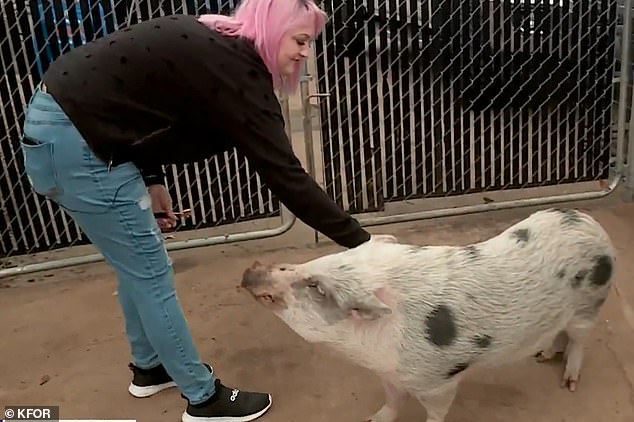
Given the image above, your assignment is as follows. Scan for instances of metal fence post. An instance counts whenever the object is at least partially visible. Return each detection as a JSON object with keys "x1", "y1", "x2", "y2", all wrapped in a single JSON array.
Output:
[
  {"x1": 300, "y1": 62, "x2": 329, "y2": 180},
  {"x1": 618, "y1": 0, "x2": 633, "y2": 183},
  {"x1": 620, "y1": 0, "x2": 634, "y2": 199},
  {"x1": 627, "y1": 85, "x2": 634, "y2": 198},
  {"x1": 299, "y1": 59, "x2": 329, "y2": 244}
]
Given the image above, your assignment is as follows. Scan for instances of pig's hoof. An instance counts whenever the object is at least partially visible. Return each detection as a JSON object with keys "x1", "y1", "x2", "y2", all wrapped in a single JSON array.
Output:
[
  {"x1": 561, "y1": 376, "x2": 578, "y2": 392},
  {"x1": 561, "y1": 371, "x2": 579, "y2": 392}
]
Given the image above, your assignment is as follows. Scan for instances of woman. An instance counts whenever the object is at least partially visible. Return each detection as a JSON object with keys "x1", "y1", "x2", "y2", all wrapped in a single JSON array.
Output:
[{"x1": 20, "y1": 0, "x2": 374, "y2": 421}]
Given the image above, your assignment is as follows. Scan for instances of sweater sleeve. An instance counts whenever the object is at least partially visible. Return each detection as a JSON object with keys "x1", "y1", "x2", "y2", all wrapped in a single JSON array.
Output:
[
  {"x1": 213, "y1": 89, "x2": 370, "y2": 249},
  {"x1": 138, "y1": 162, "x2": 166, "y2": 186}
]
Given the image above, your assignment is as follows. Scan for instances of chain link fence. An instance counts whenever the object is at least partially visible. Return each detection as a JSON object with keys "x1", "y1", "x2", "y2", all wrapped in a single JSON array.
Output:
[
  {"x1": 302, "y1": 0, "x2": 632, "y2": 225},
  {"x1": 2, "y1": 0, "x2": 633, "y2": 276},
  {"x1": 0, "y1": 0, "x2": 296, "y2": 276}
]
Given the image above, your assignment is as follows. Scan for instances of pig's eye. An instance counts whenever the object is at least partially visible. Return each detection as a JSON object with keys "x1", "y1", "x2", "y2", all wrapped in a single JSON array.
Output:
[{"x1": 308, "y1": 282, "x2": 326, "y2": 296}]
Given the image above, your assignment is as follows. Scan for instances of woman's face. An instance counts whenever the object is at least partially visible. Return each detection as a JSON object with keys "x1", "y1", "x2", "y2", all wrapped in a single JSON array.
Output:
[{"x1": 278, "y1": 25, "x2": 315, "y2": 76}]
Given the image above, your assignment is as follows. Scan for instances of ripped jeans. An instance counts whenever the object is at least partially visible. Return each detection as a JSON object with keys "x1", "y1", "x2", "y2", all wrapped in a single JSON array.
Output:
[{"x1": 20, "y1": 85, "x2": 215, "y2": 404}]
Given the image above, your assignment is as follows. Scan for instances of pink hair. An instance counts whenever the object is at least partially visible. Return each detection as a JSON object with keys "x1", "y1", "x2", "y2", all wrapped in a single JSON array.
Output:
[{"x1": 198, "y1": 0, "x2": 327, "y2": 94}]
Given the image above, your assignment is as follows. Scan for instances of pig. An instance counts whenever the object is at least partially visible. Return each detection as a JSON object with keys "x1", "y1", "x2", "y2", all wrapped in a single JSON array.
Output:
[{"x1": 240, "y1": 207, "x2": 616, "y2": 422}]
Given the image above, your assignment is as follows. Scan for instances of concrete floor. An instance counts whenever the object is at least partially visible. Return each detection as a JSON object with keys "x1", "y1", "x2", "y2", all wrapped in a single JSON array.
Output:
[{"x1": 1, "y1": 198, "x2": 634, "y2": 422}]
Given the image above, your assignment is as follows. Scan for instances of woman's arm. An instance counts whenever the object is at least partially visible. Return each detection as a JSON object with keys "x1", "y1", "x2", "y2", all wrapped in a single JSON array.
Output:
[{"x1": 218, "y1": 94, "x2": 371, "y2": 249}]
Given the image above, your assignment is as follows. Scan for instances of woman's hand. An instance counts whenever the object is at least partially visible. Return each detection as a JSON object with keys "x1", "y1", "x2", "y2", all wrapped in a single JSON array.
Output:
[
  {"x1": 369, "y1": 234, "x2": 398, "y2": 244},
  {"x1": 148, "y1": 184, "x2": 177, "y2": 230}
]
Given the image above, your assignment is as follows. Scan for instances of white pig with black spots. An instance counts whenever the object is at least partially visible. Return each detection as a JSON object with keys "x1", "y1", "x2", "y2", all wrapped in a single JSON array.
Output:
[{"x1": 241, "y1": 208, "x2": 615, "y2": 422}]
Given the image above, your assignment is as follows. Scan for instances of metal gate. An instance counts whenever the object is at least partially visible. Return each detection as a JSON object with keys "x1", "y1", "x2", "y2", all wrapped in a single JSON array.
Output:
[
  {"x1": 0, "y1": 0, "x2": 295, "y2": 275},
  {"x1": 304, "y1": 0, "x2": 631, "y2": 225},
  {"x1": 2, "y1": 0, "x2": 633, "y2": 277}
]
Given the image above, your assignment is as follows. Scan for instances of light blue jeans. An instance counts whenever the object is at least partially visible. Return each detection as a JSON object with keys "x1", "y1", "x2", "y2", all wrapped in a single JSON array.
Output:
[{"x1": 20, "y1": 86, "x2": 214, "y2": 404}]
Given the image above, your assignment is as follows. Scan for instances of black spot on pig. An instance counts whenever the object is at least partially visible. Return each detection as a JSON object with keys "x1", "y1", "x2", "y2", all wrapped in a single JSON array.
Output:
[
  {"x1": 552, "y1": 208, "x2": 582, "y2": 225},
  {"x1": 512, "y1": 228, "x2": 530, "y2": 243},
  {"x1": 446, "y1": 362, "x2": 469, "y2": 378},
  {"x1": 473, "y1": 334, "x2": 492, "y2": 348},
  {"x1": 589, "y1": 255, "x2": 613, "y2": 287},
  {"x1": 425, "y1": 304, "x2": 457, "y2": 347},
  {"x1": 462, "y1": 245, "x2": 479, "y2": 259},
  {"x1": 571, "y1": 269, "x2": 589, "y2": 289}
]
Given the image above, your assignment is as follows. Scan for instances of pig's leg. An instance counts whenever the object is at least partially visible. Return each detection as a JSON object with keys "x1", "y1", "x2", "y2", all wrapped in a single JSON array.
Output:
[
  {"x1": 561, "y1": 318, "x2": 595, "y2": 392},
  {"x1": 365, "y1": 379, "x2": 408, "y2": 422},
  {"x1": 535, "y1": 330, "x2": 569, "y2": 362},
  {"x1": 415, "y1": 381, "x2": 459, "y2": 422}
]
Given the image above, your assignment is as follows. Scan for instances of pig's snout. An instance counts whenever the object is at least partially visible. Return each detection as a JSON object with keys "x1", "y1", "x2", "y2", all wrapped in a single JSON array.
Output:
[
  {"x1": 241, "y1": 261, "x2": 288, "y2": 309},
  {"x1": 241, "y1": 262, "x2": 268, "y2": 290}
]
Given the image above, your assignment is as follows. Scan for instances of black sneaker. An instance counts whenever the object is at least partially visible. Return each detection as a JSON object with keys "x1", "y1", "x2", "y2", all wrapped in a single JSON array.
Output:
[
  {"x1": 128, "y1": 362, "x2": 212, "y2": 398},
  {"x1": 181, "y1": 378, "x2": 272, "y2": 422}
]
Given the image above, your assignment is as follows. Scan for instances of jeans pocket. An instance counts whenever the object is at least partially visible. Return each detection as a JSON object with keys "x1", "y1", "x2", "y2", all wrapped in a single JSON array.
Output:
[{"x1": 20, "y1": 138, "x2": 62, "y2": 199}]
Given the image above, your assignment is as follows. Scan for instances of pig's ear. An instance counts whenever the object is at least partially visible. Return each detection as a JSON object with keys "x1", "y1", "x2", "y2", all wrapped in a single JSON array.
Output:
[{"x1": 346, "y1": 295, "x2": 392, "y2": 321}]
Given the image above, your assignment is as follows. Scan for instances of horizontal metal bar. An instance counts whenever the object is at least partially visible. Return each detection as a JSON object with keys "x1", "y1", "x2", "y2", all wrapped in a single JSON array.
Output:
[
  {"x1": 359, "y1": 173, "x2": 622, "y2": 227},
  {"x1": 0, "y1": 213, "x2": 296, "y2": 279}
]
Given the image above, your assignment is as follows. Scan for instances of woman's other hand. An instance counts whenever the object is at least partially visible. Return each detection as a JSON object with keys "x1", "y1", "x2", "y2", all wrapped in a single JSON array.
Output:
[{"x1": 148, "y1": 184, "x2": 177, "y2": 230}]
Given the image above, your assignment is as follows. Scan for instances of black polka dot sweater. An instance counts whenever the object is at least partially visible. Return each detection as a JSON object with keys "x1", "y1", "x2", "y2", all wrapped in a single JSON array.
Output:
[{"x1": 42, "y1": 14, "x2": 370, "y2": 248}]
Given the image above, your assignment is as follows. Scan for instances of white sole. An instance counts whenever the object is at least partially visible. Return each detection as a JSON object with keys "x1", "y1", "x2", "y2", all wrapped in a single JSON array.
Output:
[
  {"x1": 128, "y1": 381, "x2": 177, "y2": 398},
  {"x1": 181, "y1": 395, "x2": 272, "y2": 422}
]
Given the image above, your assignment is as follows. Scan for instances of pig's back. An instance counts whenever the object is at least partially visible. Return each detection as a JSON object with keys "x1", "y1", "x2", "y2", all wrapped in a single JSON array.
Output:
[{"x1": 368, "y1": 208, "x2": 614, "y2": 386}]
